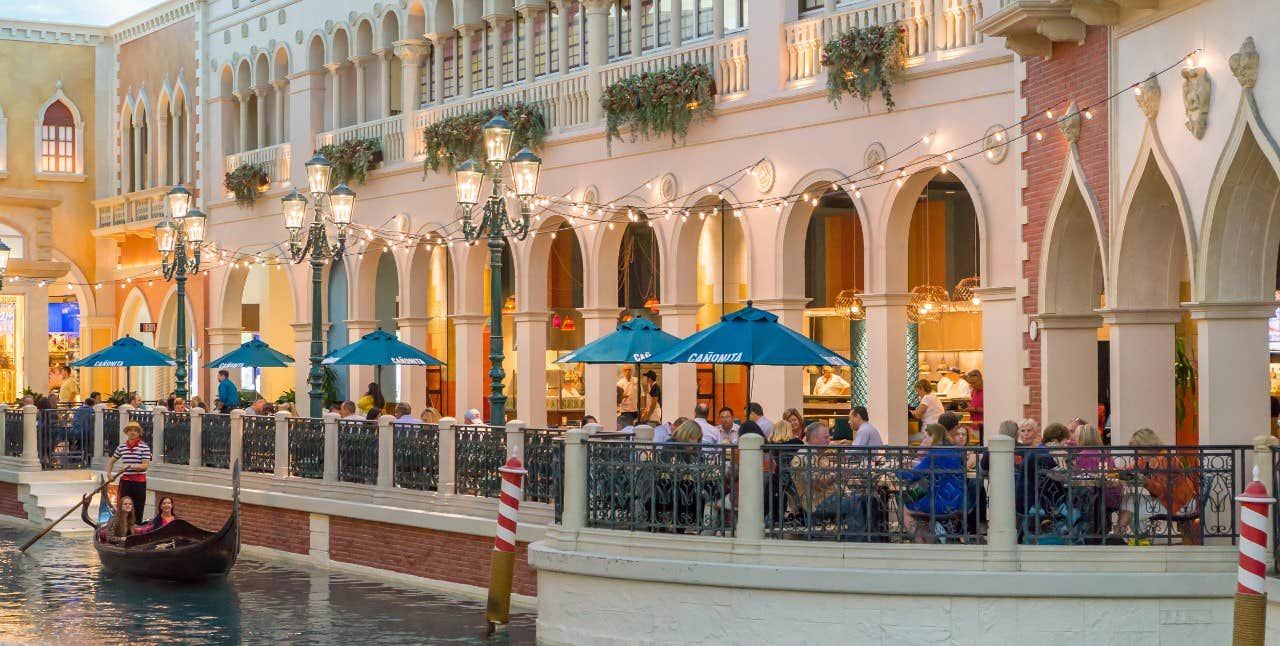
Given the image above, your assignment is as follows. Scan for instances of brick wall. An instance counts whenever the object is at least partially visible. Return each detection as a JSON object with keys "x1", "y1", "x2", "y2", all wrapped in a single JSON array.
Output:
[
  {"x1": 1021, "y1": 27, "x2": 1111, "y2": 418},
  {"x1": 0, "y1": 482, "x2": 24, "y2": 519},
  {"x1": 157, "y1": 491, "x2": 309, "y2": 555},
  {"x1": 329, "y1": 516, "x2": 538, "y2": 597}
]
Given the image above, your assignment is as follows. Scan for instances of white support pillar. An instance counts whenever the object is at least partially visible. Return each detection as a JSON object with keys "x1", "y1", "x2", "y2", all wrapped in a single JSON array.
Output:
[
  {"x1": 736, "y1": 434, "x2": 764, "y2": 540},
  {"x1": 863, "y1": 293, "x2": 910, "y2": 444},
  {"x1": 133, "y1": 115, "x2": 146, "y2": 187},
  {"x1": 974, "y1": 286, "x2": 1021, "y2": 432},
  {"x1": 561, "y1": 428, "x2": 588, "y2": 530},
  {"x1": 579, "y1": 307, "x2": 620, "y2": 428},
  {"x1": 452, "y1": 314, "x2": 487, "y2": 417},
  {"x1": 325, "y1": 64, "x2": 342, "y2": 130},
  {"x1": 229, "y1": 409, "x2": 244, "y2": 469},
  {"x1": 345, "y1": 319, "x2": 379, "y2": 404},
  {"x1": 20, "y1": 405, "x2": 38, "y2": 471},
  {"x1": 373, "y1": 49, "x2": 392, "y2": 119},
  {"x1": 395, "y1": 316, "x2": 430, "y2": 411},
  {"x1": 584, "y1": 0, "x2": 610, "y2": 124},
  {"x1": 1102, "y1": 308, "x2": 1182, "y2": 445},
  {"x1": 292, "y1": 322, "x2": 321, "y2": 414},
  {"x1": 712, "y1": 0, "x2": 725, "y2": 39},
  {"x1": 427, "y1": 33, "x2": 446, "y2": 102},
  {"x1": 394, "y1": 40, "x2": 429, "y2": 142},
  {"x1": 189, "y1": 407, "x2": 203, "y2": 468},
  {"x1": 156, "y1": 113, "x2": 170, "y2": 186},
  {"x1": 556, "y1": 8, "x2": 569, "y2": 74},
  {"x1": 322, "y1": 412, "x2": 339, "y2": 483},
  {"x1": 630, "y1": 0, "x2": 643, "y2": 56},
  {"x1": 271, "y1": 79, "x2": 287, "y2": 145},
  {"x1": 152, "y1": 409, "x2": 166, "y2": 463},
  {"x1": 438, "y1": 416, "x2": 457, "y2": 495},
  {"x1": 92, "y1": 403, "x2": 106, "y2": 467},
  {"x1": 487, "y1": 16, "x2": 509, "y2": 91},
  {"x1": 1189, "y1": 302, "x2": 1274, "y2": 446},
  {"x1": 1037, "y1": 313, "x2": 1101, "y2": 429},
  {"x1": 351, "y1": 56, "x2": 369, "y2": 124},
  {"x1": 521, "y1": 9, "x2": 537, "y2": 82},
  {"x1": 514, "y1": 311, "x2": 549, "y2": 427},
  {"x1": 171, "y1": 102, "x2": 183, "y2": 182},
  {"x1": 459, "y1": 26, "x2": 479, "y2": 98},
  {"x1": 253, "y1": 85, "x2": 269, "y2": 150},
  {"x1": 661, "y1": 304, "x2": 699, "y2": 426},
  {"x1": 376, "y1": 414, "x2": 394, "y2": 489},
  {"x1": 752, "y1": 298, "x2": 808, "y2": 422},
  {"x1": 287, "y1": 70, "x2": 324, "y2": 189},
  {"x1": 670, "y1": 0, "x2": 683, "y2": 48},
  {"x1": 274, "y1": 411, "x2": 291, "y2": 478},
  {"x1": 206, "y1": 327, "x2": 244, "y2": 405}
]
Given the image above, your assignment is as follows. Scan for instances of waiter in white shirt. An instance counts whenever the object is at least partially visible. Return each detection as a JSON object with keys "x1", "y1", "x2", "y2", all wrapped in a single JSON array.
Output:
[
  {"x1": 813, "y1": 366, "x2": 851, "y2": 396},
  {"x1": 936, "y1": 368, "x2": 971, "y2": 398},
  {"x1": 616, "y1": 366, "x2": 639, "y2": 426}
]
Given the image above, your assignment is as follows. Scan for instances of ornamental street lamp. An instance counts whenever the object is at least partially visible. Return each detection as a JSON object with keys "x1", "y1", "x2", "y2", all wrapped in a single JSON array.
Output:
[
  {"x1": 284, "y1": 154, "x2": 354, "y2": 417},
  {"x1": 157, "y1": 185, "x2": 206, "y2": 399},
  {"x1": 454, "y1": 115, "x2": 541, "y2": 424}
]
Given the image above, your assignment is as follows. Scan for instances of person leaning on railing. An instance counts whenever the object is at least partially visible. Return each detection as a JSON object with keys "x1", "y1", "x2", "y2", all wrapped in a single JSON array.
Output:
[{"x1": 1116, "y1": 428, "x2": 1202, "y2": 544}]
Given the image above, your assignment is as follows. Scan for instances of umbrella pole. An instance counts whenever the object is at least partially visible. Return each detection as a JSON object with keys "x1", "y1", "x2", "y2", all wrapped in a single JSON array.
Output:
[{"x1": 746, "y1": 365, "x2": 751, "y2": 417}]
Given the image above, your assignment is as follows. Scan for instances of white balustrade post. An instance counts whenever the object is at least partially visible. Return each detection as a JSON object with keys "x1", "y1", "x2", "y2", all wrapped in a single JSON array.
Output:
[
  {"x1": 1253, "y1": 435, "x2": 1277, "y2": 570},
  {"x1": 325, "y1": 64, "x2": 342, "y2": 130},
  {"x1": 987, "y1": 434, "x2": 1016, "y2": 569},
  {"x1": 736, "y1": 433, "x2": 764, "y2": 540},
  {"x1": 562, "y1": 428, "x2": 589, "y2": 529},
  {"x1": 505, "y1": 420, "x2": 526, "y2": 463},
  {"x1": 229, "y1": 409, "x2": 244, "y2": 471},
  {"x1": 92, "y1": 402, "x2": 106, "y2": 465},
  {"x1": 20, "y1": 404, "x2": 38, "y2": 470},
  {"x1": 189, "y1": 407, "x2": 204, "y2": 468},
  {"x1": 377, "y1": 414, "x2": 395, "y2": 490},
  {"x1": 152, "y1": 409, "x2": 166, "y2": 463},
  {"x1": 583, "y1": 422, "x2": 603, "y2": 436},
  {"x1": 438, "y1": 416, "x2": 457, "y2": 495},
  {"x1": 323, "y1": 412, "x2": 339, "y2": 483},
  {"x1": 274, "y1": 411, "x2": 290, "y2": 478},
  {"x1": 117, "y1": 404, "x2": 134, "y2": 450}
]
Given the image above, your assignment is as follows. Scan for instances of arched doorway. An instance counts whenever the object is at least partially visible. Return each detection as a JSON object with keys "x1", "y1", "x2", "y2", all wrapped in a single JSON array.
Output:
[
  {"x1": 547, "y1": 221, "x2": 586, "y2": 426},
  {"x1": 327, "y1": 257, "x2": 350, "y2": 402},
  {"x1": 373, "y1": 250, "x2": 399, "y2": 401},
  {"x1": 156, "y1": 287, "x2": 200, "y2": 400},
  {"x1": 220, "y1": 262, "x2": 296, "y2": 403},
  {"x1": 118, "y1": 287, "x2": 157, "y2": 399}
]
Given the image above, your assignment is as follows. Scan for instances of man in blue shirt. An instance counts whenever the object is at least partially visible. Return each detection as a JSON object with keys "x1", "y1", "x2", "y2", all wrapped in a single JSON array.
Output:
[{"x1": 216, "y1": 370, "x2": 239, "y2": 413}]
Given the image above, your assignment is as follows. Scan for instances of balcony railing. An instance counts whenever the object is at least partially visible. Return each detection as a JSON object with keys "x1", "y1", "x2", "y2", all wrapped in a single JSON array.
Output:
[
  {"x1": 93, "y1": 185, "x2": 170, "y2": 229},
  {"x1": 785, "y1": 0, "x2": 986, "y2": 85},
  {"x1": 313, "y1": 114, "x2": 405, "y2": 166},
  {"x1": 222, "y1": 142, "x2": 291, "y2": 196}
]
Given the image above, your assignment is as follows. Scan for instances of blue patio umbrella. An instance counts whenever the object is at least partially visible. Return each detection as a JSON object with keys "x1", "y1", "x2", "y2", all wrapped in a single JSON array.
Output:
[
  {"x1": 557, "y1": 317, "x2": 683, "y2": 423},
  {"x1": 73, "y1": 335, "x2": 176, "y2": 392},
  {"x1": 322, "y1": 328, "x2": 445, "y2": 368},
  {"x1": 648, "y1": 301, "x2": 853, "y2": 405},
  {"x1": 204, "y1": 338, "x2": 294, "y2": 369}
]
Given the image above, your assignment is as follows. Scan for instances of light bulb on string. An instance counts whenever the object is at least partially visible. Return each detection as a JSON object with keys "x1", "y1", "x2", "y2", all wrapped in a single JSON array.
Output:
[{"x1": 1035, "y1": 131, "x2": 1044, "y2": 141}]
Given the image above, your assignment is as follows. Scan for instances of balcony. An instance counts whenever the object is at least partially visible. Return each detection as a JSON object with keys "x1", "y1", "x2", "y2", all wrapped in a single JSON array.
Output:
[
  {"x1": 313, "y1": 115, "x2": 406, "y2": 166},
  {"x1": 92, "y1": 185, "x2": 170, "y2": 234},
  {"x1": 975, "y1": 0, "x2": 1120, "y2": 59},
  {"x1": 784, "y1": 0, "x2": 988, "y2": 86},
  {"x1": 221, "y1": 142, "x2": 291, "y2": 200}
]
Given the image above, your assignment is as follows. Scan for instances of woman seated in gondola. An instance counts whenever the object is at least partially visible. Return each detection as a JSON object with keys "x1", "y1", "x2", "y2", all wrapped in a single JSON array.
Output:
[
  {"x1": 135, "y1": 496, "x2": 177, "y2": 534},
  {"x1": 95, "y1": 496, "x2": 137, "y2": 544}
]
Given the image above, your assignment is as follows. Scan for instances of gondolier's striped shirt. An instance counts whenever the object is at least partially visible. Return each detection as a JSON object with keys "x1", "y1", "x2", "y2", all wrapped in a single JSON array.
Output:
[{"x1": 113, "y1": 441, "x2": 151, "y2": 482}]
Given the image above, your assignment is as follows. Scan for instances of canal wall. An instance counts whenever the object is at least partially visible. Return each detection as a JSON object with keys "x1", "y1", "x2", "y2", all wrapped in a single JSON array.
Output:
[{"x1": 0, "y1": 482, "x2": 24, "y2": 520}]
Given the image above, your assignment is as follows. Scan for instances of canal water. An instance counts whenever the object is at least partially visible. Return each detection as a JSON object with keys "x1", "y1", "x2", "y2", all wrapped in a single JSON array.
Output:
[{"x1": 0, "y1": 524, "x2": 536, "y2": 644}]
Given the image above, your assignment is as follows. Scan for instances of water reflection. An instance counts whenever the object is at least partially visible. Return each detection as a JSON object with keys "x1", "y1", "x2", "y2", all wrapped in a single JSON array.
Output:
[{"x1": 0, "y1": 526, "x2": 534, "y2": 644}]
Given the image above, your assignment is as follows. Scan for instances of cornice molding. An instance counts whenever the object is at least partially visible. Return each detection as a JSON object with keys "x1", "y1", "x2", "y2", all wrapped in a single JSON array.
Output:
[
  {"x1": 110, "y1": 0, "x2": 200, "y2": 45},
  {"x1": 0, "y1": 22, "x2": 107, "y2": 46}
]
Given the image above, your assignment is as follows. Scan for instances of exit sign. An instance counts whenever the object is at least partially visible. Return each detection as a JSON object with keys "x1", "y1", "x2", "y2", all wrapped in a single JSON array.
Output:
[{"x1": 140, "y1": 322, "x2": 157, "y2": 333}]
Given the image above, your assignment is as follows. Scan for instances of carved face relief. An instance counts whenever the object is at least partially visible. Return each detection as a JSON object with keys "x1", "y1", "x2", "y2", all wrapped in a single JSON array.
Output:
[
  {"x1": 1181, "y1": 67, "x2": 1211, "y2": 139},
  {"x1": 1230, "y1": 36, "x2": 1259, "y2": 89}
]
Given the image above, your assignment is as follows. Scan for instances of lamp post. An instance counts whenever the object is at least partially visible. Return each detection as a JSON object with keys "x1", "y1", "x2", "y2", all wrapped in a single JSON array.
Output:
[
  {"x1": 157, "y1": 185, "x2": 206, "y2": 399},
  {"x1": 283, "y1": 155, "x2": 355, "y2": 417},
  {"x1": 454, "y1": 115, "x2": 542, "y2": 424}
]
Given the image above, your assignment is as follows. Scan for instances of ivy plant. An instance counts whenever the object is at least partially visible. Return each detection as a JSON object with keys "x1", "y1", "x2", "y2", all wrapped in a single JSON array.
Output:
[
  {"x1": 821, "y1": 24, "x2": 908, "y2": 110},
  {"x1": 601, "y1": 62, "x2": 716, "y2": 154},
  {"x1": 421, "y1": 102, "x2": 547, "y2": 174}
]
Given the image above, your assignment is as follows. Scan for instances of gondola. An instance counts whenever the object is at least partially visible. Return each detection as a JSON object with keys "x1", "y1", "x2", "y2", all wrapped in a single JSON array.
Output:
[{"x1": 82, "y1": 461, "x2": 241, "y2": 582}]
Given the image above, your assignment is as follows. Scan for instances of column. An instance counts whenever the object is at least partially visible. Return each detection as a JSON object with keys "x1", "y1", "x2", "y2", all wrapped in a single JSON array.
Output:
[
  {"x1": 291, "y1": 322, "x2": 318, "y2": 413},
  {"x1": 206, "y1": 327, "x2": 244, "y2": 400},
  {"x1": 234, "y1": 91, "x2": 250, "y2": 152},
  {"x1": 287, "y1": 70, "x2": 324, "y2": 188},
  {"x1": 660, "y1": 304, "x2": 699, "y2": 425},
  {"x1": 670, "y1": 0, "x2": 683, "y2": 48},
  {"x1": 459, "y1": 26, "x2": 479, "y2": 98},
  {"x1": 156, "y1": 113, "x2": 170, "y2": 186},
  {"x1": 325, "y1": 64, "x2": 342, "y2": 130},
  {"x1": 863, "y1": 293, "x2": 910, "y2": 444},
  {"x1": 1189, "y1": 302, "x2": 1274, "y2": 446},
  {"x1": 752, "y1": 298, "x2": 808, "y2": 421},
  {"x1": 521, "y1": 8, "x2": 537, "y2": 83},
  {"x1": 1102, "y1": 308, "x2": 1182, "y2": 445},
  {"x1": 712, "y1": 0, "x2": 724, "y2": 39},
  {"x1": 395, "y1": 41, "x2": 429, "y2": 139},
  {"x1": 427, "y1": 33, "x2": 446, "y2": 103},
  {"x1": 514, "y1": 311, "x2": 549, "y2": 426},
  {"x1": 23, "y1": 284, "x2": 49, "y2": 395},
  {"x1": 488, "y1": 17, "x2": 509, "y2": 91},
  {"x1": 345, "y1": 319, "x2": 379, "y2": 400},
  {"x1": 373, "y1": 49, "x2": 392, "y2": 118},
  {"x1": 254, "y1": 85, "x2": 269, "y2": 150},
  {"x1": 630, "y1": 0, "x2": 643, "y2": 56},
  {"x1": 171, "y1": 102, "x2": 183, "y2": 182},
  {"x1": 79, "y1": 316, "x2": 115, "y2": 397},
  {"x1": 350, "y1": 56, "x2": 368, "y2": 124},
  {"x1": 208, "y1": 96, "x2": 234, "y2": 192},
  {"x1": 556, "y1": 8, "x2": 569, "y2": 75},
  {"x1": 973, "y1": 286, "x2": 1021, "y2": 432},
  {"x1": 584, "y1": 0, "x2": 610, "y2": 123},
  {"x1": 1037, "y1": 314, "x2": 1101, "y2": 430},
  {"x1": 133, "y1": 116, "x2": 145, "y2": 188},
  {"x1": 452, "y1": 314, "x2": 487, "y2": 417},
  {"x1": 395, "y1": 316, "x2": 430, "y2": 411},
  {"x1": 579, "y1": 307, "x2": 620, "y2": 427},
  {"x1": 744, "y1": 0, "x2": 778, "y2": 100},
  {"x1": 272, "y1": 79, "x2": 287, "y2": 145}
]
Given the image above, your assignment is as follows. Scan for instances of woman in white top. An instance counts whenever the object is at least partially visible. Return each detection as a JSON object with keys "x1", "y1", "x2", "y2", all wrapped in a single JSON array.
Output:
[{"x1": 909, "y1": 379, "x2": 944, "y2": 443}]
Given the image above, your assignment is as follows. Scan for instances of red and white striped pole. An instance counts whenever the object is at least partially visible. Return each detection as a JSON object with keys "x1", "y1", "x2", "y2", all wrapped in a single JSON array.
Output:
[
  {"x1": 1234, "y1": 465, "x2": 1274, "y2": 646},
  {"x1": 485, "y1": 456, "x2": 527, "y2": 635}
]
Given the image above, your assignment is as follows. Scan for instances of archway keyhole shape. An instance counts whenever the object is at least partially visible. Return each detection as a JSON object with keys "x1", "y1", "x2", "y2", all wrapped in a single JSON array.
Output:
[{"x1": 1202, "y1": 126, "x2": 1280, "y2": 303}]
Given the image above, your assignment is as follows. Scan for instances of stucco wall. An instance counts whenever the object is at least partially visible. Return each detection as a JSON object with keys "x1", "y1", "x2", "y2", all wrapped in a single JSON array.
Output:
[{"x1": 116, "y1": 17, "x2": 198, "y2": 195}]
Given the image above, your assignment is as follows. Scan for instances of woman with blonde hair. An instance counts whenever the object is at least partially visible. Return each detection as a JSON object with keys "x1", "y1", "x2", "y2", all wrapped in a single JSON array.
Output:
[
  {"x1": 1116, "y1": 428, "x2": 1201, "y2": 544},
  {"x1": 671, "y1": 419, "x2": 703, "y2": 444},
  {"x1": 770, "y1": 408, "x2": 804, "y2": 444}
]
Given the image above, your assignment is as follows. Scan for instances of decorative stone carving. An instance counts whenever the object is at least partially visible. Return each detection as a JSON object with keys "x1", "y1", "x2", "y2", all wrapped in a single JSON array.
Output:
[
  {"x1": 240, "y1": 24, "x2": 249, "y2": 38},
  {"x1": 1181, "y1": 66, "x2": 1211, "y2": 139},
  {"x1": 1230, "y1": 37, "x2": 1259, "y2": 89},
  {"x1": 658, "y1": 174, "x2": 678, "y2": 203},
  {"x1": 582, "y1": 185, "x2": 599, "y2": 205},
  {"x1": 864, "y1": 142, "x2": 886, "y2": 174},
  {"x1": 1135, "y1": 75, "x2": 1160, "y2": 120},
  {"x1": 295, "y1": 30, "x2": 304, "y2": 44},
  {"x1": 326, "y1": 20, "x2": 334, "y2": 33},
  {"x1": 1058, "y1": 102, "x2": 1081, "y2": 144},
  {"x1": 982, "y1": 125, "x2": 1009, "y2": 164},
  {"x1": 752, "y1": 160, "x2": 775, "y2": 193},
  {"x1": 259, "y1": 16, "x2": 268, "y2": 31},
  {"x1": 349, "y1": 12, "x2": 358, "y2": 24},
  {"x1": 223, "y1": 30, "x2": 231, "y2": 45}
]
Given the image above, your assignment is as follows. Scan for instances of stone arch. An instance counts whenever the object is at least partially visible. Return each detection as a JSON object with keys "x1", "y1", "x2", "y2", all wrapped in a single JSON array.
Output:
[
  {"x1": 273, "y1": 44, "x2": 291, "y2": 80},
  {"x1": 353, "y1": 238, "x2": 393, "y2": 320},
  {"x1": 1198, "y1": 101, "x2": 1280, "y2": 303},
  {"x1": 219, "y1": 64, "x2": 235, "y2": 97},
  {"x1": 381, "y1": 10, "x2": 401, "y2": 47},
  {"x1": 450, "y1": 241, "x2": 489, "y2": 314},
  {"x1": 407, "y1": 1, "x2": 428, "y2": 37},
  {"x1": 217, "y1": 259, "x2": 298, "y2": 398},
  {"x1": 331, "y1": 24, "x2": 353, "y2": 63},
  {"x1": 431, "y1": 0, "x2": 456, "y2": 34},
  {"x1": 355, "y1": 17, "x2": 376, "y2": 56},
  {"x1": 1038, "y1": 152, "x2": 1107, "y2": 315},
  {"x1": 589, "y1": 205, "x2": 667, "y2": 309},
  {"x1": 455, "y1": 0, "x2": 483, "y2": 26},
  {"x1": 878, "y1": 160, "x2": 989, "y2": 293},
  {"x1": 523, "y1": 215, "x2": 587, "y2": 312},
  {"x1": 1111, "y1": 130, "x2": 1195, "y2": 309},
  {"x1": 253, "y1": 51, "x2": 271, "y2": 87},
  {"x1": 118, "y1": 287, "x2": 158, "y2": 397},
  {"x1": 306, "y1": 32, "x2": 328, "y2": 70},
  {"x1": 775, "y1": 169, "x2": 871, "y2": 300},
  {"x1": 666, "y1": 186, "x2": 750, "y2": 305},
  {"x1": 155, "y1": 283, "x2": 201, "y2": 397},
  {"x1": 235, "y1": 58, "x2": 252, "y2": 92}
]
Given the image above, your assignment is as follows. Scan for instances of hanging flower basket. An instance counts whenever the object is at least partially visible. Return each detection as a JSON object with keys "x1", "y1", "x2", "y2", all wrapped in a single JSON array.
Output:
[
  {"x1": 602, "y1": 62, "x2": 716, "y2": 155},
  {"x1": 421, "y1": 102, "x2": 547, "y2": 174},
  {"x1": 317, "y1": 137, "x2": 384, "y2": 186},
  {"x1": 821, "y1": 24, "x2": 908, "y2": 110},
  {"x1": 224, "y1": 162, "x2": 269, "y2": 207}
]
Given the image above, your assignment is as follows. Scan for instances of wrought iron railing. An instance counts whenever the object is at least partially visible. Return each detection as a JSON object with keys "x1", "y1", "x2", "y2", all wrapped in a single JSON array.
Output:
[
  {"x1": 162, "y1": 411, "x2": 190, "y2": 465},
  {"x1": 338, "y1": 419, "x2": 378, "y2": 485},
  {"x1": 241, "y1": 415, "x2": 275, "y2": 474},
  {"x1": 202, "y1": 413, "x2": 231, "y2": 469},
  {"x1": 1017, "y1": 445, "x2": 1247, "y2": 546},
  {"x1": 393, "y1": 422, "x2": 438, "y2": 491},
  {"x1": 102, "y1": 408, "x2": 121, "y2": 457},
  {"x1": 524, "y1": 427, "x2": 565, "y2": 505},
  {"x1": 764, "y1": 444, "x2": 987, "y2": 543},
  {"x1": 38, "y1": 408, "x2": 92, "y2": 470},
  {"x1": 455, "y1": 424, "x2": 507, "y2": 498},
  {"x1": 4, "y1": 409, "x2": 22, "y2": 457},
  {"x1": 586, "y1": 439, "x2": 735, "y2": 536},
  {"x1": 128, "y1": 409, "x2": 154, "y2": 447},
  {"x1": 288, "y1": 417, "x2": 325, "y2": 479}
]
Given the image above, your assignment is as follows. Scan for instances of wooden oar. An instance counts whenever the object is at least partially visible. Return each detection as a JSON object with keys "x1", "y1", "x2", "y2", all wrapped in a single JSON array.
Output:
[{"x1": 19, "y1": 469, "x2": 126, "y2": 552}]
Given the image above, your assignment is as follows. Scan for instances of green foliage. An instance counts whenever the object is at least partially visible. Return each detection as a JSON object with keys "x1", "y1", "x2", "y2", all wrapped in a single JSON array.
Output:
[
  {"x1": 238, "y1": 389, "x2": 262, "y2": 405},
  {"x1": 316, "y1": 137, "x2": 383, "y2": 186},
  {"x1": 821, "y1": 24, "x2": 908, "y2": 110},
  {"x1": 1174, "y1": 337, "x2": 1197, "y2": 424},
  {"x1": 107, "y1": 390, "x2": 129, "y2": 407},
  {"x1": 421, "y1": 102, "x2": 547, "y2": 174},
  {"x1": 18, "y1": 387, "x2": 44, "y2": 405},
  {"x1": 321, "y1": 366, "x2": 340, "y2": 409},
  {"x1": 602, "y1": 62, "x2": 716, "y2": 154},
  {"x1": 276, "y1": 388, "x2": 296, "y2": 405},
  {"x1": 224, "y1": 162, "x2": 269, "y2": 206}
]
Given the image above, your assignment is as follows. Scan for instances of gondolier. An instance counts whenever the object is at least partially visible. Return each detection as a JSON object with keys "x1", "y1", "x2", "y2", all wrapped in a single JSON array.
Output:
[{"x1": 106, "y1": 421, "x2": 151, "y2": 524}]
